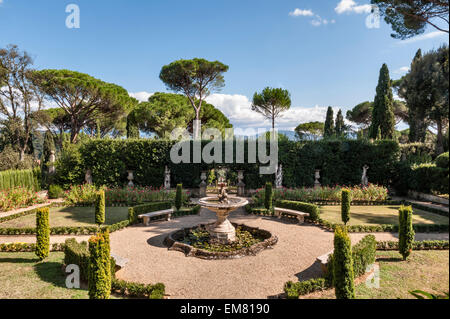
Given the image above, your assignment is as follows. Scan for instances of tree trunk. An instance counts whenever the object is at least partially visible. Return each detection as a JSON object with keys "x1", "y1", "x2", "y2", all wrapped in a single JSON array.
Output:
[{"x1": 193, "y1": 109, "x2": 201, "y2": 140}]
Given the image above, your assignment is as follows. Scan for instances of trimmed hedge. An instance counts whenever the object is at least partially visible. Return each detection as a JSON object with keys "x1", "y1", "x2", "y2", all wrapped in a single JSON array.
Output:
[
  {"x1": 59, "y1": 139, "x2": 399, "y2": 189},
  {"x1": 341, "y1": 189, "x2": 351, "y2": 225},
  {"x1": 0, "y1": 168, "x2": 41, "y2": 191},
  {"x1": 35, "y1": 207, "x2": 50, "y2": 260},
  {"x1": 264, "y1": 182, "x2": 273, "y2": 210},
  {"x1": 399, "y1": 206, "x2": 415, "y2": 260},
  {"x1": 63, "y1": 238, "x2": 165, "y2": 299},
  {"x1": 175, "y1": 184, "x2": 182, "y2": 211},
  {"x1": 332, "y1": 226, "x2": 355, "y2": 299},
  {"x1": 274, "y1": 200, "x2": 320, "y2": 221},
  {"x1": 377, "y1": 240, "x2": 449, "y2": 251},
  {"x1": 95, "y1": 190, "x2": 106, "y2": 225},
  {"x1": 0, "y1": 242, "x2": 64, "y2": 252},
  {"x1": 111, "y1": 279, "x2": 165, "y2": 299},
  {"x1": 88, "y1": 230, "x2": 112, "y2": 299},
  {"x1": 286, "y1": 235, "x2": 376, "y2": 299},
  {"x1": 410, "y1": 163, "x2": 449, "y2": 194}
]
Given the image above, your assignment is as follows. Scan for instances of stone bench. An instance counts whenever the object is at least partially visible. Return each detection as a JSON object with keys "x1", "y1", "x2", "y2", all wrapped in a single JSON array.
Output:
[
  {"x1": 138, "y1": 209, "x2": 174, "y2": 226},
  {"x1": 274, "y1": 207, "x2": 309, "y2": 224},
  {"x1": 111, "y1": 253, "x2": 129, "y2": 271},
  {"x1": 317, "y1": 251, "x2": 333, "y2": 273}
]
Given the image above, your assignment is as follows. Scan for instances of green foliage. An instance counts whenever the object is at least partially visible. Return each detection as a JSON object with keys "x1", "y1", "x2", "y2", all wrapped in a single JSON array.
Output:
[
  {"x1": 95, "y1": 190, "x2": 106, "y2": 226},
  {"x1": 295, "y1": 121, "x2": 324, "y2": 141},
  {"x1": 399, "y1": 206, "x2": 415, "y2": 260},
  {"x1": 410, "y1": 163, "x2": 449, "y2": 194},
  {"x1": 341, "y1": 189, "x2": 351, "y2": 225},
  {"x1": 252, "y1": 87, "x2": 291, "y2": 129},
  {"x1": 332, "y1": 225, "x2": 355, "y2": 299},
  {"x1": 35, "y1": 207, "x2": 50, "y2": 261},
  {"x1": 0, "y1": 168, "x2": 41, "y2": 191},
  {"x1": 335, "y1": 109, "x2": 346, "y2": 137},
  {"x1": 350, "y1": 235, "x2": 377, "y2": 277},
  {"x1": 324, "y1": 107, "x2": 335, "y2": 138},
  {"x1": 175, "y1": 184, "x2": 183, "y2": 211},
  {"x1": 42, "y1": 130, "x2": 55, "y2": 163},
  {"x1": 369, "y1": 64, "x2": 395, "y2": 139},
  {"x1": 53, "y1": 142, "x2": 84, "y2": 189},
  {"x1": 436, "y1": 152, "x2": 449, "y2": 169},
  {"x1": 111, "y1": 279, "x2": 165, "y2": 299},
  {"x1": 371, "y1": 0, "x2": 448, "y2": 39},
  {"x1": 410, "y1": 290, "x2": 449, "y2": 300},
  {"x1": 48, "y1": 184, "x2": 63, "y2": 199},
  {"x1": 264, "y1": 182, "x2": 273, "y2": 210},
  {"x1": 284, "y1": 278, "x2": 329, "y2": 299},
  {"x1": 274, "y1": 200, "x2": 320, "y2": 221},
  {"x1": 88, "y1": 230, "x2": 111, "y2": 299},
  {"x1": 377, "y1": 240, "x2": 449, "y2": 251}
]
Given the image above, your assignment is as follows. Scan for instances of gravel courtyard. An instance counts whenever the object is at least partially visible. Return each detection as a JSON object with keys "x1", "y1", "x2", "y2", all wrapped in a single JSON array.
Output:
[{"x1": 108, "y1": 208, "x2": 448, "y2": 299}]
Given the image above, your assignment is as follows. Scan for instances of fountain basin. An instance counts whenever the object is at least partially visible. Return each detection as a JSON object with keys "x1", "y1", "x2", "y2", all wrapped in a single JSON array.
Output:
[{"x1": 198, "y1": 196, "x2": 249, "y2": 243}]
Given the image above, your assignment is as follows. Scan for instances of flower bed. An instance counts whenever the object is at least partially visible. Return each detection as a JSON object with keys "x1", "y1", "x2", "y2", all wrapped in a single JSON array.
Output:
[
  {"x1": 63, "y1": 184, "x2": 190, "y2": 206},
  {"x1": 253, "y1": 184, "x2": 389, "y2": 205},
  {"x1": 0, "y1": 187, "x2": 46, "y2": 212}
]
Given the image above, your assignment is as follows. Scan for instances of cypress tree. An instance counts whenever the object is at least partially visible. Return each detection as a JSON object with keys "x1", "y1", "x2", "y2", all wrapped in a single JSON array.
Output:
[
  {"x1": 399, "y1": 206, "x2": 415, "y2": 261},
  {"x1": 333, "y1": 225, "x2": 355, "y2": 299},
  {"x1": 335, "y1": 109, "x2": 345, "y2": 137},
  {"x1": 324, "y1": 107, "x2": 335, "y2": 138},
  {"x1": 264, "y1": 182, "x2": 273, "y2": 211},
  {"x1": 95, "y1": 190, "x2": 106, "y2": 226},
  {"x1": 36, "y1": 207, "x2": 50, "y2": 261},
  {"x1": 42, "y1": 130, "x2": 55, "y2": 164},
  {"x1": 88, "y1": 230, "x2": 111, "y2": 299},
  {"x1": 341, "y1": 189, "x2": 351, "y2": 225},
  {"x1": 175, "y1": 184, "x2": 183, "y2": 211},
  {"x1": 369, "y1": 64, "x2": 395, "y2": 139}
]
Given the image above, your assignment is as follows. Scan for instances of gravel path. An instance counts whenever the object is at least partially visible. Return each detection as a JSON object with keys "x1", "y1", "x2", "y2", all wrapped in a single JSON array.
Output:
[{"x1": 108, "y1": 208, "x2": 449, "y2": 299}]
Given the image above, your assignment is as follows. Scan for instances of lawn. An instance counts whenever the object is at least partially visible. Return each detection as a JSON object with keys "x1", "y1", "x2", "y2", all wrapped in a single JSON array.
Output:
[
  {"x1": 0, "y1": 252, "x2": 89, "y2": 299},
  {"x1": 302, "y1": 250, "x2": 449, "y2": 299},
  {"x1": 0, "y1": 206, "x2": 129, "y2": 228},
  {"x1": 319, "y1": 205, "x2": 449, "y2": 226}
]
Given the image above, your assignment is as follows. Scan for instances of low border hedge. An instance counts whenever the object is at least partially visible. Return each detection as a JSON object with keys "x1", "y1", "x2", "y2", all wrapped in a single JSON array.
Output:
[
  {"x1": 274, "y1": 200, "x2": 320, "y2": 221},
  {"x1": 0, "y1": 242, "x2": 64, "y2": 252},
  {"x1": 377, "y1": 240, "x2": 449, "y2": 251}
]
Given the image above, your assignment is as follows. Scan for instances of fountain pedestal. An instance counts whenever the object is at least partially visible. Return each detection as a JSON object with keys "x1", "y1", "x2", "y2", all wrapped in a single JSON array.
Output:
[{"x1": 198, "y1": 194, "x2": 248, "y2": 244}]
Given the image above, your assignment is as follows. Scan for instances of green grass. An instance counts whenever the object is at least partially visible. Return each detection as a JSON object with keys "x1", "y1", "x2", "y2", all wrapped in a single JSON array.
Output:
[
  {"x1": 0, "y1": 206, "x2": 129, "y2": 228},
  {"x1": 0, "y1": 252, "x2": 89, "y2": 299},
  {"x1": 302, "y1": 250, "x2": 449, "y2": 299},
  {"x1": 319, "y1": 205, "x2": 449, "y2": 226}
]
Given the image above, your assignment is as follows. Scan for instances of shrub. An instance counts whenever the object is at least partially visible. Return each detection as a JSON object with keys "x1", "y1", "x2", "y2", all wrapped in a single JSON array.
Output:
[
  {"x1": 111, "y1": 279, "x2": 165, "y2": 299},
  {"x1": 95, "y1": 190, "x2": 106, "y2": 226},
  {"x1": 341, "y1": 189, "x2": 351, "y2": 225},
  {"x1": 274, "y1": 200, "x2": 320, "y2": 221},
  {"x1": 64, "y1": 184, "x2": 99, "y2": 205},
  {"x1": 410, "y1": 163, "x2": 449, "y2": 194},
  {"x1": 284, "y1": 278, "x2": 329, "y2": 299},
  {"x1": 332, "y1": 225, "x2": 355, "y2": 299},
  {"x1": 435, "y1": 152, "x2": 449, "y2": 169},
  {"x1": 88, "y1": 230, "x2": 111, "y2": 299},
  {"x1": 0, "y1": 168, "x2": 41, "y2": 191},
  {"x1": 0, "y1": 187, "x2": 45, "y2": 212},
  {"x1": 105, "y1": 186, "x2": 185, "y2": 206},
  {"x1": 64, "y1": 239, "x2": 90, "y2": 281},
  {"x1": 264, "y1": 182, "x2": 273, "y2": 210},
  {"x1": 35, "y1": 207, "x2": 50, "y2": 261},
  {"x1": 48, "y1": 185, "x2": 64, "y2": 199},
  {"x1": 399, "y1": 206, "x2": 415, "y2": 260},
  {"x1": 351, "y1": 235, "x2": 376, "y2": 277},
  {"x1": 175, "y1": 184, "x2": 183, "y2": 211}
]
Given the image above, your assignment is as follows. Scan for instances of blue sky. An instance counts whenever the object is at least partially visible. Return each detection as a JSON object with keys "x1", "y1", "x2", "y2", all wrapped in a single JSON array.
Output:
[{"x1": 0, "y1": 0, "x2": 448, "y2": 130}]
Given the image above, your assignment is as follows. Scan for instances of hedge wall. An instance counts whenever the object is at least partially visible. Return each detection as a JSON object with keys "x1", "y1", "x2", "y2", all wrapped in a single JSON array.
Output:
[
  {"x1": 60, "y1": 139, "x2": 399, "y2": 189},
  {"x1": 0, "y1": 168, "x2": 41, "y2": 191}
]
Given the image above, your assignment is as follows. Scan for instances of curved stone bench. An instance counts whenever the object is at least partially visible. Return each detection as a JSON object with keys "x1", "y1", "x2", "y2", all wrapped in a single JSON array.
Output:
[{"x1": 274, "y1": 207, "x2": 309, "y2": 224}]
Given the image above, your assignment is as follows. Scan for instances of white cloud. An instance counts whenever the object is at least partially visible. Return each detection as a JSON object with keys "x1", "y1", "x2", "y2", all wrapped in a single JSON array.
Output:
[
  {"x1": 0, "y1": 0, "x2": 3, "y2": 4},
  {"x1": 289, "y1": 9, "x2": 314, "y2": 17},
  {"x1": 397, "y1": 31, "x2": 449, "y2": 44},
  {"x1": 394, "y1": 66, "x2": 410, "y2": 74},
  {"x1": 129, "y1": 91, "x2": 154, "y2": 102},
  {"x1": 310, "y1": 15, "x2": 336, "y2": 27},
  {"x1": 206, "y1": 93, "x2": 335, "y2": 131},
  {"x1": 335, "y1": 0, "x2": 372, "y2": 14}
]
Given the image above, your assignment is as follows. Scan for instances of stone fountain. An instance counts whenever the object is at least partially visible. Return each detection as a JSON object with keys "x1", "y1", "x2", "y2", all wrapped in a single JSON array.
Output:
[{"x1": 198, "y1": 183, "x2": 248, "y2": 243}]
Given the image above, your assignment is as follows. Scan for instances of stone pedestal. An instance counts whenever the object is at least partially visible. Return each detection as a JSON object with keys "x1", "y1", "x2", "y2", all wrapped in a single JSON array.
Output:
[
  {"x1": 48, "y1": 151, "x2": 56, "y2": 175},
  {"x1": 164, "y1": 166, "x2": 171, "y2": 190},
  {"x1": 127, "y1": 170, "x2": 134, "y2": 187},
  {"x1": 314, "y1": 169, "x2": 321, "y2": 188},
  {"x1": 207, "y1": 210, "x2": 236, "y2": 243}
]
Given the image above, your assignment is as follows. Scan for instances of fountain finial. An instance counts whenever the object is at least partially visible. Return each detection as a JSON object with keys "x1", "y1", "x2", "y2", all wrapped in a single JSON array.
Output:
[{"x1": 218, "y1": 182, "x2": 229, "y2": 204}]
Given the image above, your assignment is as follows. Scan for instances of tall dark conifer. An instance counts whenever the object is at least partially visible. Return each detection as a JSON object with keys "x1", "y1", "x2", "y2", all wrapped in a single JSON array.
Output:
[{"x1": 324, "y1": 107, "x2": 335, "y2": 138}]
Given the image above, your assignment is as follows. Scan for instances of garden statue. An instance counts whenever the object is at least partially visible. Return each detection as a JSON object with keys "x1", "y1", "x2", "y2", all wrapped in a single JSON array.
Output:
[
  {"x1": 85, "y1": 169, "x2": 93, "y2": 185},
  {"x1": 48, "y1": 151, "x2": 56, "y2": 175},
  {"x1": 275, "y1": 164, "x2": 283, "y2": 188},
  {"x1": 362, "y1": 165, "x2": 369, "y2": 187},
  {"x1": 127, "y1": 170, "x2": 134, "y2": 187},
  {"x1": 218, "y1": 183, "x2": 229, "y2": 204},
  {"x1": 199, "y1": 171, "x2": 207, "y2": 197},
  {"x1": 314, "y1": 169, "x2": 321, "y2": 188},
  {"x1": 164, "y1": 166, "x2": 171, "y2": 189},
  {"x1": 237, "y1": 170, "x2": 246, "y2": 197}
]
